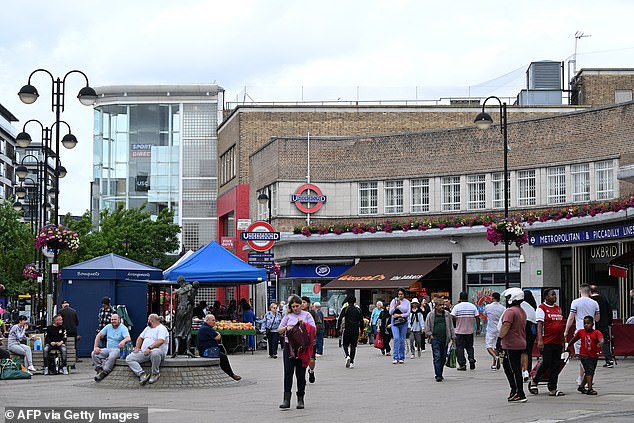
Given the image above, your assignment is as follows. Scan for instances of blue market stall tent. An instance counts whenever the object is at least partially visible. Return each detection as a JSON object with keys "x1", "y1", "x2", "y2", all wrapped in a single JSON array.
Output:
[
  {"x1": 61, "y1": 254, "x2": 163, "y2": 357},
  {"x1": 163, "y1": 241, "x2": 267, "y2": 283}
]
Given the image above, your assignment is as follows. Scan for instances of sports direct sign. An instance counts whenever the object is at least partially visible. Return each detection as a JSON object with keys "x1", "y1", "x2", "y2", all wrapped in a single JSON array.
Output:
[
  {"x1": 291, "y1": 183, "x2": 327, "y2": 213},
  {"x1": 240, "y1": 221, "x2": 280, "y2": 252}
]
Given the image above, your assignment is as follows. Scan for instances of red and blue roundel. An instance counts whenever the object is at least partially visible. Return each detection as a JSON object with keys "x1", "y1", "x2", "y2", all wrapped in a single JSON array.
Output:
[{"x1": 291, "y1": 184, "x2": 327, "y2": 214}]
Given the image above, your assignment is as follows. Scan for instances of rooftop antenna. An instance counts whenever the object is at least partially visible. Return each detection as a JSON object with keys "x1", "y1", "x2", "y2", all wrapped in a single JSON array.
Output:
[{"x1": 572, "y1": 31, "x2": 592, "y2": 76}]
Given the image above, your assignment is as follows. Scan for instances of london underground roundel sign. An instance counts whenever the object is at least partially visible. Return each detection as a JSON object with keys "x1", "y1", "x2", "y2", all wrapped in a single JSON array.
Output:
[
  {"x1": 240, "y1": 221, "x2": 280, "y2": 252},
  {"x1": 291, "y1": 183, "x2": 327, "y2": 214}
]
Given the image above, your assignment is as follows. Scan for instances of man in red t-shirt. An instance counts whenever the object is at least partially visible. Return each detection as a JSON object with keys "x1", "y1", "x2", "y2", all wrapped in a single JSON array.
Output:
[
  {"x1": 570, "y1": 315, "x2": 604, "y2": 396},
  {"x1": 529, "y1": 289, "x2": 565, "y2": 397}
]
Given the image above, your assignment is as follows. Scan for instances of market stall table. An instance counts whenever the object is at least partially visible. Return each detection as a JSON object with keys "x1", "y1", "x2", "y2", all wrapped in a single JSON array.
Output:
[{"x1": 192, "y1": 329, "x2": 257, "y2": 354}]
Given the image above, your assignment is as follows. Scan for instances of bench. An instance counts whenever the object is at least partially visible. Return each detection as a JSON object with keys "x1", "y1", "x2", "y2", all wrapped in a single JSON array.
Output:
[{"x1": 95, "y1": 356, "x2": 238, "y2": 389}]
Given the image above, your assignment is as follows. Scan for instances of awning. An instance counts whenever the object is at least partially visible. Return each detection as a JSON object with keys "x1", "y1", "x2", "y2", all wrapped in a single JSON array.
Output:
[
  {"x1": 323, "y1": 258, "x2": 447, "y2": 290},
  {"x1": 608, "y1": 250, "x2": 634, "y2": 278}
]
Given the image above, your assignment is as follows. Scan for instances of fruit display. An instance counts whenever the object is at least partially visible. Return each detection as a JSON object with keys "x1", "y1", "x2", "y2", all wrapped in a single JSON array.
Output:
[{"x1": 213, "y1": 320, "x2": 255, "y2": 331}]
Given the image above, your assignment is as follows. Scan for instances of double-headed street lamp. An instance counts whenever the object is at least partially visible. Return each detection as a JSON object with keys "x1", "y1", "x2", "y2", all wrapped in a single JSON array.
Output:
[
  {"x1": 474, "y1": 96, "x2": 511, "y2": 289},
  {"x1": 17, "y1": 68, "x2": 97, "y2": 309}
]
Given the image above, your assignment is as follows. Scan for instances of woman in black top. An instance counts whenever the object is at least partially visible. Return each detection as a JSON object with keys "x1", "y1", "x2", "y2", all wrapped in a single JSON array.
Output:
[{"x1": 378, "y1": 304, "x2": 392, "y2": 356}]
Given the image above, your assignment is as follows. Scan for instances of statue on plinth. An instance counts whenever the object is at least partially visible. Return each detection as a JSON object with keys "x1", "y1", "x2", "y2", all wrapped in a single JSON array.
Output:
[{"x1": 172, "y1": 276, "x2": 199, "y2": 357}]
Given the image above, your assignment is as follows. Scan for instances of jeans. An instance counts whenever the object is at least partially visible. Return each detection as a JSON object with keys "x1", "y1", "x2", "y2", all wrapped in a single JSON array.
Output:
[
  {"x1": 455, "y1": 333, "x2": 475, "y2": 367},
  {"x1": 91, "y1": 347, "x2": 120, "y2": 373},
  {"x1": 8, "y1": 344, "x2": 33, "y2": 368},
  {"x1": 503, "y1": 349, "x2": 525, "y2": 398},
  {"x1": 43, "y1": 344, "x2": 67, "y2": 369},
  {"x1": 246, "y1": 335, "x2": 255, "y2": 351},
  {"x1": 283, "y1": 344, "x2": 307, "y2": 395},
  {"x1": 315, "y1": 329, "x2": 324, "y2": 355},
  {"x1": 533, "y1": 344, "x2": 562, "y2": 392},
  {"x1": 342, "y1": 330, "x2": 359, "y2": 363},
  {"x1": 126, "y1": 349, "x2": 166, "y2": 376},
  {"x1": 392, "y1": 322, "x2": 408, "y2": 361},
  {"x1": 409, "y1": 331, "x2": 423, "y2": 354},
  {"x1": 267, "y1": 331, "x2": 280, "y2": 357},
  {"x1": 431, "y1": 339, "x2": 447, "y2": 378},
  {"x1": 598, "y1": 327, "x2": 613, "y2": 362}
]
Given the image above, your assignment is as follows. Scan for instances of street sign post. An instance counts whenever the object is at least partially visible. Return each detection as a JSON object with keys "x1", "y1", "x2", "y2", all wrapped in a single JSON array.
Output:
[{"x1": 240, "y1": 221, "x2": 280, "y2": 252}]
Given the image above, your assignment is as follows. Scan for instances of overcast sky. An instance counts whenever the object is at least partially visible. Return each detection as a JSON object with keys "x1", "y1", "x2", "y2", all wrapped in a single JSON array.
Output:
[{"x1": 2, "y1": 0, "x2": 634, "y2": 215}]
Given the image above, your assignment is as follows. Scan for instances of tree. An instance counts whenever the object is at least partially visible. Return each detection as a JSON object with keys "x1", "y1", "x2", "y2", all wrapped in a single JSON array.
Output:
[
  {"x1": 65, "y1": 205, "x2": 181, "y2": 268},
  {"x1": 0, "y1": 200, "x2": 37, "y2": 296}
]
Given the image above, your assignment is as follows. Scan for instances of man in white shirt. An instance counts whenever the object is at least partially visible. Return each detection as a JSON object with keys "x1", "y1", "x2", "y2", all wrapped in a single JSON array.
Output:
[
  {"x1": 126, "y1": 313, "x2": 169, "y2": 385},
  {"x1": 483, "y1": 292, "x2": 506, "y2": 370},
  {"x1": 564, "y1": 284, "x2": 600, "y2": 386},
  {"x1": 451, "y1": 291, "x2": 480, "y2": 371}
]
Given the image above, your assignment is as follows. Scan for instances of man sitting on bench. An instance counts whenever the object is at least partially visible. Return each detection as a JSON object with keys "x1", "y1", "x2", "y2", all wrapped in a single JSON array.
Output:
[{"x1": 44, "y1": 314, "x2": 68, "y2": 375}]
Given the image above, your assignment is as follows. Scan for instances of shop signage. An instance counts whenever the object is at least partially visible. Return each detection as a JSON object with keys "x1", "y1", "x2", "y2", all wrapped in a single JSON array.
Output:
[
  {"x1": 130, "y1": 143, "x2": 152, "y2": 157},
  {"x1": 135, "y1": 175, "x2": 150, "y2": 191},
  {"x1": 300, "y1": 283, "x2": 321, "y2": 303},
  {"x1": 529, "y1": 223, "x2": 634, "y2": 246},
  {"x1": 237, "y1": 219, "x2": 252, "y2": 230},
  {"x1": 291, "y1": 183, "x2": 327, "y2": 213},
  {"x1": 589, "y1": 244, "x2": 619, "y2": 263},
  {"x1": 221, "y1": 237, "x2": 235, "y2": 249},
  {"x1": 240, "y1": 221, "x2": 280, "y2": 252}
]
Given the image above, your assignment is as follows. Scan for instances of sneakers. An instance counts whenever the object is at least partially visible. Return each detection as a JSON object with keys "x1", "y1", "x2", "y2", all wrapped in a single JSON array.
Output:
[
  {"x1": 345, "y1": 356, "x2": 351, "y2": 368},
  {"x1": 410, "y1": 354, "x2": 415, "y2": 359},
  {"x1": 528, "y1": 380, "x2": 538, "y2": 395},
  {"x1": 62, "y1": 367, "x2": 69, "y2": 375},
  {"x1": 398, "y1": 360, "x2": 404, "y2": 364},
  {"x1": 522, "y1": 370, "x2": 530, "y2": 382},
  {"x1": 94, "y1": 366, "x2": 103, "y2": 374},
  {"x1": 148, "y1": 373, "x2": 160, "y2": 384},
  {"x1": 349, "y1": 363, "x2": 354, "y2": 369},
  {"x1": 457, "y1": 365, "x2": 467, "y2": 371},
  {"x1": 603, "y1": 361, "x2": 614, "y2": 368},
  {"x1": 308, "y1": 370, "x2": 315, "y2": 383},
  {"x1": 435, "y1": 376, "x2": 443, "y2": 382},
  {"x1": 43, "y1": 368, "x2": 49, "y2": 375},
  {"x1": 27, "y1": 365, "x2": 37, "y2": 373},
  {"x1": 139, "y1": 372, "x2": 150, "y2": 386},
  {"x1": 392, "y1": 360, "x2": 398, "y2": 364},
  {"x1": 469, "y1": 361, "x2": 476, "y2": 370},
  {"x1": 508, "y1": 394, "x2": 528, "y2": 403},
  {"x1": 94, "y1": 371, "x2": 107, "y2": 382}
]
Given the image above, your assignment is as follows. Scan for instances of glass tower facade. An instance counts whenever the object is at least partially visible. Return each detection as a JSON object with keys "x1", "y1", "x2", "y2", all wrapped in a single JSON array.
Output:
[{"x1": 92, "y1": 85, "x2": 223, "y2": 251}]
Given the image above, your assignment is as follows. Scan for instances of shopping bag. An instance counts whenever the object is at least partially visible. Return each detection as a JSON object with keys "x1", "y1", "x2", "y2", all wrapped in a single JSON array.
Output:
[
  {"x1": 0, "y1": 358, "x2": 31, "y2": 380},
  {"x1": 374, "y1": 333, "x2": 385, "y2": 349},
  {"x1": 446, "y1": 344, "x2": 456, "y2": 368}
]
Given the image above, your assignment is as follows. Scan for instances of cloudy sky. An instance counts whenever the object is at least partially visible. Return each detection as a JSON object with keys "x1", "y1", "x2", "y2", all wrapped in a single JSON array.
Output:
[{"x1": 2, "y1": 0, "x2": 634, "y2": 215}]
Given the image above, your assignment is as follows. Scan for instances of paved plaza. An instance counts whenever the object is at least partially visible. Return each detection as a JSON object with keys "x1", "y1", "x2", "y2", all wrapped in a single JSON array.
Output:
[{"x1": 2, "y1": 337, "x2": 633, "y2": 423}]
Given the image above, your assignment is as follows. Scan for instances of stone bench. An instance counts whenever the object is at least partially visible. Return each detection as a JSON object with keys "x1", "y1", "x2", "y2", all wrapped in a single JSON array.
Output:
[{"x1": 95, "y1": 356, "x2": 238, "y2": 389}]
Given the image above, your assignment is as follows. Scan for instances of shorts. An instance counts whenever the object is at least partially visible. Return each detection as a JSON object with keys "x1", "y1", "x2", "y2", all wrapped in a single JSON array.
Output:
[
  {"x1": 485, "y1": 331, "x2": 499, "y2": 349},
  {"x1": 579, "y1": 356, "x2": 598, "y2": 376}
]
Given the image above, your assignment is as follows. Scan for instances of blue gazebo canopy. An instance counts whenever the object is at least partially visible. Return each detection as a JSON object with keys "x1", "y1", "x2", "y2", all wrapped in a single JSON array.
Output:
[
  {"x1": 163, "y1": 241, "x2": 266, "y2": 283},
  {"x1": 61, "y1": 253, "x2": 163, "y2": 280}
]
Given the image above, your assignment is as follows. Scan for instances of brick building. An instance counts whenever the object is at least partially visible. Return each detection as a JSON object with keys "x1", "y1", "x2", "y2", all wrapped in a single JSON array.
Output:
[{"x1": 218, "y1": 65, "x2": 634, "y2": 318}]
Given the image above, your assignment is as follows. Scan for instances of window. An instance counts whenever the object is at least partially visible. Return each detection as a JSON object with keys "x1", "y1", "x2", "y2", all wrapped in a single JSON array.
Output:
[
  {"x1": 517, "y1": 170, "x2": 536, "y2": 206},
  {"x1": 411, "y1": 178, "x2": 429, "y2": 212},
  {"x1": 491, "y1": 172, "x2": 509, "y2": 209},
  {"x1": 467, "y1": 174, "x2": 486, "y2": 210},
  {"x1": 219, "y1": 145, "x2": 236, "y2": 186},
  {"x1": 615, "y1": 89, "x2": 633, "y2": 104},
  {"x1": 384, "y1": 180, "x2": 403, "y2": 214},
  {"x1": 547, "y1": 166, "x2": 566, "y2": 204},
  {"x1": 441, "y1": 176, "x2": 460, "y2": 211},
  {"x1": 359, "y1": 182, "x2": 378, "y2": 215},
  {"x1": 571, "y1": 163, "x2": 590, "y2": 202},
  {"x1": 596, "y1": 160, "x2": 614, "y2": 200}
]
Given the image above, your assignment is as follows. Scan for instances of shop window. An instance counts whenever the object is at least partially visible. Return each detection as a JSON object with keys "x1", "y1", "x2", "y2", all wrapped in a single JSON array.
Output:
[
  {"x1": 517, "y1": 170, "x2": 536, "y2": 206},
  {"x1": 596, "y1": 160, "x2": 614, "y2": 200},
  {"x1": 411, "y1": 178, "x2": 429, "y2": 212}
]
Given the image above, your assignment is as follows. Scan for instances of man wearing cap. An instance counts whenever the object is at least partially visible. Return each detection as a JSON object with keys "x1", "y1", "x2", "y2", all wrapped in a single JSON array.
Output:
[
  {"x1": 59, "y1": 300, "x2": 79, "y2": 340},
  {"x1": 93, "y1": 313, "x2": 131, "y2": 381}
]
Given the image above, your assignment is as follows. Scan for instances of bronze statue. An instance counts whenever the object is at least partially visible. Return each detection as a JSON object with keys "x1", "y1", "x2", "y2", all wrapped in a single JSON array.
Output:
[{"x1": 172, "y1": 276, "x2": 199, "y2": 357}]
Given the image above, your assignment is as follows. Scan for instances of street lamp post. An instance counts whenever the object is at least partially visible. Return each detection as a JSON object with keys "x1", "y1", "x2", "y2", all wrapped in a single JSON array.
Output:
[
  {"x1": 474, "y1": 96, "x2": 510, "y2": 289},
  {"x1": 257, "y1": 187, "x2": 273, "y2": 306},
  {"x1": 18, "y1": 68, "x2": 97, "y2": 310}
]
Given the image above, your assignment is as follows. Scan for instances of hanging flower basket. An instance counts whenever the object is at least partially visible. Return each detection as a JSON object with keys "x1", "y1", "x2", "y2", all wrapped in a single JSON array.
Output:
[
  {"x1": 486, "y1": 218, "x2": 528, "y2": 248},
  {"x1": 35, "y1": 224, "x2": 80, "y2": 252},
  {"x1": 22, "y1": 263, "x2": 39, "y2": 280}
]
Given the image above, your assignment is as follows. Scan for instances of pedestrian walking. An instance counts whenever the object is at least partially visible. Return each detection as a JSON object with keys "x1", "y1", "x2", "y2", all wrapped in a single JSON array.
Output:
[
  {"x1": 389, "y1": 288, "x2": 411, "y2": 364},
  {"x1": 337, "y1": 295, "x2": 363, "y2": 369},
  {"x1": 589, "y1": 285, "x2": 614, "y2": 368},
  {"x1": 378, "y1": 303, "x2": 392, "y2": 356},
  {"x1": 483, "y1": 292, "x2": 505, "y2": 370},
  {"x1": 424, "y1": 298, "x2": 455, "y2": 382},
  {"x1": 260, "y1": 302, "x2": 283, "y2": 359},
  {"x1": 499, "y1": 288, "x2": 528, "y2": 403},
  {"x1": 521, "y1": 290, "x2": 537, "y2": 381},
  {"x1": 451, "y1": 291, "x2": 480, "y2": 371},
  {"x1": 408, "y1": 298, "x2": 425, "y2": 358}
]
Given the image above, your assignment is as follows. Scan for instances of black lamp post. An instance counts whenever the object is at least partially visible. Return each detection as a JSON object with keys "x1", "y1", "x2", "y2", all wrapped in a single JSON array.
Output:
[
  {"x1": 474, "y1": 96, "x2": 510, "y2": 289},
  {"x1": 122, "y1": 234, "x2": 130, "y2": 256},
  {"x1": 257, "y1": 187, "x2": 272, "y2": 223},
  {"x1": 18, "y1": 68, "x2": 97, "y2": 310}
]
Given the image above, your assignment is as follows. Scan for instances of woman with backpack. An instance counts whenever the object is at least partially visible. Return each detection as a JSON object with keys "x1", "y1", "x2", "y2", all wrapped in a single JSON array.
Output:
[{"x1": 278, "y1": 294, "x2": 316, "y2": 410}]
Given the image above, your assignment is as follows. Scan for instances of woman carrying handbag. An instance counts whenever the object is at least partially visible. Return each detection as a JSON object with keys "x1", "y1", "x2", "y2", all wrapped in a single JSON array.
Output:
[{"x1": 261, "y1": 303, "x2": 282, "y2": 358}]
